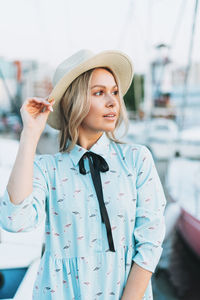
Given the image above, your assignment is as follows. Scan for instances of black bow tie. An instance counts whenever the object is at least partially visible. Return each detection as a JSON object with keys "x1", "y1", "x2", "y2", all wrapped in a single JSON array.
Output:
[{"x1": 78, "y1": 151, "x2": 115, "y2": 252}]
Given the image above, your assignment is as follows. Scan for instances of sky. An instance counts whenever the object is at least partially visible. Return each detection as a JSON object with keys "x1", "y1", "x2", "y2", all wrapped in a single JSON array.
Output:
[{"x1": 0, "y1": 0, "x2": 200, "y2": 73}]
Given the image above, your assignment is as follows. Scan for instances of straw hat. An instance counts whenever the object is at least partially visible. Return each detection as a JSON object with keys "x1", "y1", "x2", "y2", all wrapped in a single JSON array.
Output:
[{"x1": 47, "y1": 49, "x2": 134, "y2": 130}]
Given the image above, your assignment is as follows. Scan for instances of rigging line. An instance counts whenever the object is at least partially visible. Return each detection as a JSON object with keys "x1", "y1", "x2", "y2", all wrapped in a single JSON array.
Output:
[
  {"x1": 117, "y1": 0, "x2": 149, "y2": 53},
  {"x1": 179, "y1": 0, "x2": 199, "y2": 130},
  {"x1": 116, "y1": 0, "x2": 134, "y2": 49},
  {"x1": 122, "y1": 0, "x2": 151, "y2": 68},
  {"x1": 131, "y1": 2, "x2": 149, "y2": 53},
  {"x1": 145, "y1": 0, "x2": 153, "y2": 53},
  {"x1": 170, "y1": 0, "x2": 188, "y2": 52},
  {"x1": 154, "y1": 0, "x2": 188, "y2": 98}
]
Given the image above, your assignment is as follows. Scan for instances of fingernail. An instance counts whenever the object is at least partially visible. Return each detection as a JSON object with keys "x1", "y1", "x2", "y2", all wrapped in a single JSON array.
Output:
[
  {"x1": 49, "y1": 106, "x2": 54, "y2": 112},
  {"x1": 48, "y1": 98, "x2": 55, "y2": 103}
]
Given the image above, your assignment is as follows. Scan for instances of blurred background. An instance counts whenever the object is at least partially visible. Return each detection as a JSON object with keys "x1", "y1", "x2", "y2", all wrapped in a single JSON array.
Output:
[{"x1": 0, "y1": 0, "x2": 200, "y2": 299}]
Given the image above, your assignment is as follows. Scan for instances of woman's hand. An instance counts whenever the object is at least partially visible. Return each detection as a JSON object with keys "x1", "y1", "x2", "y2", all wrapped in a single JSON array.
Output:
[{"x1": 20, "y1": 97, "x2": 55, "y2": 138}]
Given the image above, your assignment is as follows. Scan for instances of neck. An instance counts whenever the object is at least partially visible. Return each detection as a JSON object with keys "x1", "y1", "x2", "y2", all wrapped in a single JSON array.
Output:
[{"x1": 78, "y1": 129, "x2": 104, "y2": 150}]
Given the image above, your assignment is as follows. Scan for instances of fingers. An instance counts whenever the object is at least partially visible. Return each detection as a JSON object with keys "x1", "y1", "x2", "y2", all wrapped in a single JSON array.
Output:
[
  {"x1": 27, "y1": 97, "x2": 54, "y2": 106},
  {"x1": 23, "y1": 97, "x2": 55, "y2": 112}
]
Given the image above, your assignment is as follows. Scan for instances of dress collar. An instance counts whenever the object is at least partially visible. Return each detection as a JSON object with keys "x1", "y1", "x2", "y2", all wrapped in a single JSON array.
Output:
[{"x1": 68, "y1": 132, "x2": 111, "y2": 166}]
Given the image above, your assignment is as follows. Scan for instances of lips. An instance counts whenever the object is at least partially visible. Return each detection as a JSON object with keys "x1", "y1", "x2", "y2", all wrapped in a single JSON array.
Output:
[
  {"x1": 103, "y1": 112, "x2": 117, "y2": 117},
  {"x1": 103, "y1": 112, "x2": 117, "y2": 121}
]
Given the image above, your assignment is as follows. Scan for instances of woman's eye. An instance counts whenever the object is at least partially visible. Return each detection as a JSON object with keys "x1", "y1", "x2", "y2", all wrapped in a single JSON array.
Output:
[
  {"x1": 112, "y1": 90, "x2": 119, "y2": 95},
  {"x1": 93, "y1": 90, "x2": 118, "y2": 96},
  {"x1": 94, "y1": 91, "x2": 103, "y2": 96}
]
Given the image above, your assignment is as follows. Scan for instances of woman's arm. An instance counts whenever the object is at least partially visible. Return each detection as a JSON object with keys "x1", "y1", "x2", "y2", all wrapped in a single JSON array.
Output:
[
  {"x1": 7, "y1": 97, "x2": 53, "y2": 205},
  {"x1": 0, "y1": 97, "x2": 54, "y2": 232},
  {"x1": 121, "y1": 262, "x2": 152, "y2": 300},
  {"x1": 120, "y1": 145, "x2": 166, "y2": 299},
  {"x1": 7, "y1": 129, "x2": 40, "y2": 204}
]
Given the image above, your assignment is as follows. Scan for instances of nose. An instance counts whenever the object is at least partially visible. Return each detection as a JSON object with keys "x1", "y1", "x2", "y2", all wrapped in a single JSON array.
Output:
[{"x1": 105, "y1": 93, "x2": 117, "y2": 107}]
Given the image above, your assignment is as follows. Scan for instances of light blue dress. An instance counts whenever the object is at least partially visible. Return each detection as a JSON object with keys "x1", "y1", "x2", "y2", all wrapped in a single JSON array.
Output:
[{"x1": 0, "y1": 132, "x2": 166, "y2": 299}]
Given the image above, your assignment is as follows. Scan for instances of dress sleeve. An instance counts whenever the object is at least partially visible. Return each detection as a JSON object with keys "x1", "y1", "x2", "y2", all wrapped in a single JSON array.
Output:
[
  {"x1": 132, "y1": 145, "x2": 166, "y2": 273},
  {"x1": 0, "y1": 155, "x2": 48, "y2": 233}
]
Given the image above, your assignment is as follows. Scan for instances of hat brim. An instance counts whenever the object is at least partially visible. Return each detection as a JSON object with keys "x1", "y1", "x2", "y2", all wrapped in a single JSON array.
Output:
[{"x1": 47, "y1": 50, "x2": 134, "y2": 130}]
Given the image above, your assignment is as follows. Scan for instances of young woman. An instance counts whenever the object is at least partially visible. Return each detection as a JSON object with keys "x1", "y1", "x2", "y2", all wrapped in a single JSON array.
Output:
[{"x1": 0, "y1": 49, "x2": 166, "y2": 299}]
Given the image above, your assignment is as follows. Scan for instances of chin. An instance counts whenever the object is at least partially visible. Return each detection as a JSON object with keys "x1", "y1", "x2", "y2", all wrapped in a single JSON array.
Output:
[{"x1": 101, "y1": 126, "x2": 116, "y2": 132}]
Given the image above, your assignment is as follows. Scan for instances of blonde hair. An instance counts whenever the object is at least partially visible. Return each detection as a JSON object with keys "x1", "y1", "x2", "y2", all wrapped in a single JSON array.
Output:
[{"x1": 59, "y1": 67, "x2": 129, "y2": 152}]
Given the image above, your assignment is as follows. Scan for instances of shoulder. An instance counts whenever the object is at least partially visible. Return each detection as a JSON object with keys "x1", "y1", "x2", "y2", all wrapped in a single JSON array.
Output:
[
  {"x1": 111, "y1": 140, "x2": 152, "y2": 167},
  {"x1": 111, "y1": 141, "x2": 151, "y2": 159},
  {"x1": 33, "y1": 151, "x2": 66, "y2": 172}
]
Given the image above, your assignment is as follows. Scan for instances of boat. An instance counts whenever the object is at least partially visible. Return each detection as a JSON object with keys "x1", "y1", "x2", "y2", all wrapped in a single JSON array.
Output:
[
  {"x1": 124, "y1": 117, "x2": 179, "y2": 161},
  {"x1": 0, "y1": 245, "x2": 41, "y2": 300},
  {"x1": 166, "y1": 156, "x2": 200, "y2": 257},
  {"x1": 176, "y1": 126, "x2": 200, "y2": 159},
  {"x1": 177, "y1": 208, "x2": 200, "y2": 257}
]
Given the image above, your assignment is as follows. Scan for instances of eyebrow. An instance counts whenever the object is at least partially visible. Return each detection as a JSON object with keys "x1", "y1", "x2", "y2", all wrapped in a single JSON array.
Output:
[{"x1": 91, "y1": 84, "x2": 117, "y2": 89}]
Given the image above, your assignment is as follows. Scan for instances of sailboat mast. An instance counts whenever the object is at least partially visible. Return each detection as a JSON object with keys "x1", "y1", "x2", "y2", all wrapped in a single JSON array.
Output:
[{"x1": 179, "y1": 0, "x2": 199, "y2": 130}]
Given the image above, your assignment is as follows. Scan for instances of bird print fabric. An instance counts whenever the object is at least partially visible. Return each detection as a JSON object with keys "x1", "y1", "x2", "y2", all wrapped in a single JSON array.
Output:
[{"x1": 0, "y1": 132, "x2": 166, "y2": 299}]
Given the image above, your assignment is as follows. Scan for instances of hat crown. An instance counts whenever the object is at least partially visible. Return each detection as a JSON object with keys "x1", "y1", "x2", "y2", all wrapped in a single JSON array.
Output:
[{"x1": 53, "y1": 49, "x2": 94, "y2": 86}]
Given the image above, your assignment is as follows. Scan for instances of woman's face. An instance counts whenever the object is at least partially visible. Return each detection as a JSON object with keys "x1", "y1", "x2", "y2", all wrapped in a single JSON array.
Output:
[{"x1": 79, "y1": 68, "x2": 120, "y2": 135}]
